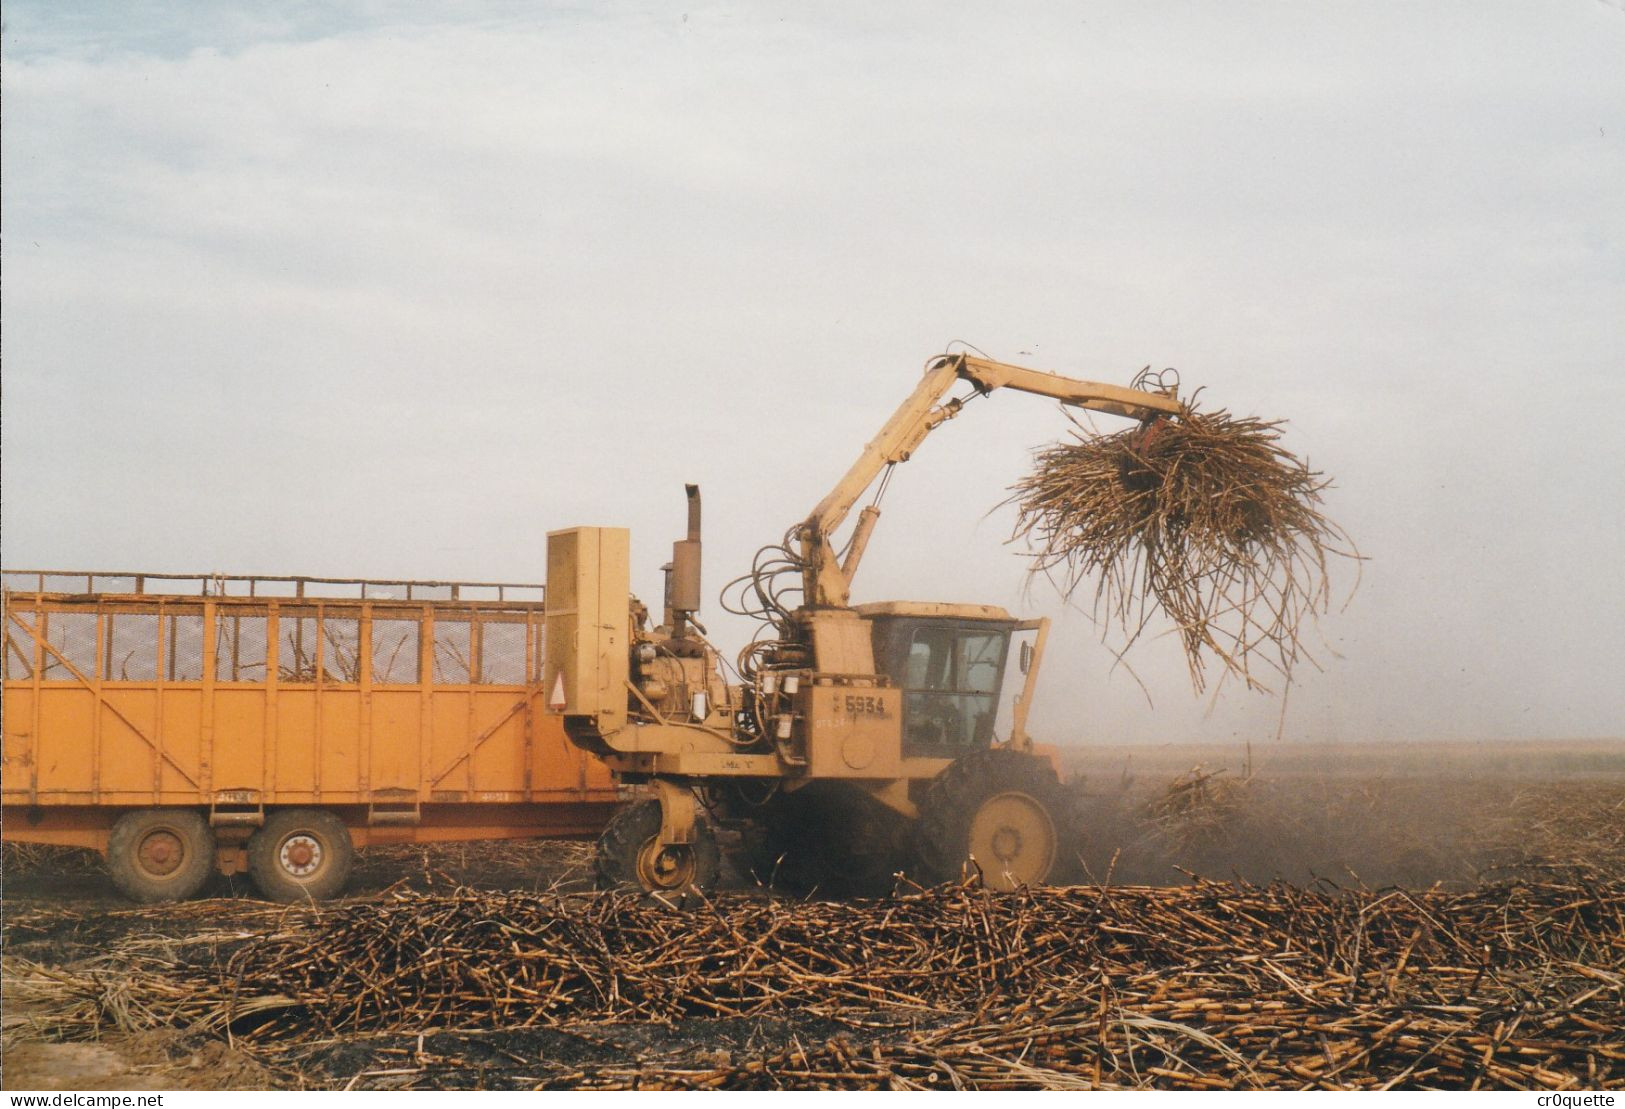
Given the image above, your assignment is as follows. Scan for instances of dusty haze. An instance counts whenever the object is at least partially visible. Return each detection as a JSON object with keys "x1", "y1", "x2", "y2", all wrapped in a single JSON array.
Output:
[{"x1": 2, "y1": 2, "x2": 1621, "y2": 746}]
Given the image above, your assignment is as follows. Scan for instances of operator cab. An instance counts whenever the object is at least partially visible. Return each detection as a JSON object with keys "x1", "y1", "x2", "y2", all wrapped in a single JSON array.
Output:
[{"x1": 857, "y1": 602, "x2": 1018, "y2": 758}]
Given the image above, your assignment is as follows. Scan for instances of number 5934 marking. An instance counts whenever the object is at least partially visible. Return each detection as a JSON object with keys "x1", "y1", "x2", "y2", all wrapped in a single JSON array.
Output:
[{"x1": 842, "y1": 694, "x2": 887, "y2": 716}]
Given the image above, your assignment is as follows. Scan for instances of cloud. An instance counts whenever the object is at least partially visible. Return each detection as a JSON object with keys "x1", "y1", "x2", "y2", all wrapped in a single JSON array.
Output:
[{"x1": 3, "y1": 1, "x2": 1622, "y2": 742}]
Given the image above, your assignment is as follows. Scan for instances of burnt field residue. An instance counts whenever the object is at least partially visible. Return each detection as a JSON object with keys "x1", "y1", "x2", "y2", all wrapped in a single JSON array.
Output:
[
  {"x1": 4, "y1": 767, "x2": 1622, "y2": 1090},
  {"x1": 5, "y1": 868, "x2": 1623, "y2": 1090}
]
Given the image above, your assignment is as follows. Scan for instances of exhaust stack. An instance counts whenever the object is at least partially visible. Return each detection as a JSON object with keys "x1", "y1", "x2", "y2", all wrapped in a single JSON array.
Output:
[{"x1": 664, "y1": 484, "x2": 702, "y2": 636}]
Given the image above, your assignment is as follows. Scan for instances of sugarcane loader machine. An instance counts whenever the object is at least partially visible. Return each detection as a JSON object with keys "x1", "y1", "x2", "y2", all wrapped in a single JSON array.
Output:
[{"x1": 545, "y1": 352, "x2": 1181, "y2": 895}]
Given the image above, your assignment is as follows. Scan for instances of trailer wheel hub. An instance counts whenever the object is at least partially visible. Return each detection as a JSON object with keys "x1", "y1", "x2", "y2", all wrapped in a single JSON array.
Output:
[
  {"x1": 969, "y1": 791, "x2": 1057, "y2": 889},
  {"x1": 280, "y1": 834, "x2": 322, "y2": 877},
  {"x1": 137, "y1": 830, "x2": 184, "y2": 876}
]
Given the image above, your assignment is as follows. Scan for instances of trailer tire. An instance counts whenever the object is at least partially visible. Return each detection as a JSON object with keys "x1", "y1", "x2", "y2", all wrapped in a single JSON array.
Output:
[
  {"x1": 595, "y1": 800, "x2": 720, "y2": 899},
  {"x1": 106, "y1": 809, "x2": 216, "y2": 903},
  {"x1": 248, "y1": 809, "x2": 354, "y2": 903},
  {"x1": 913, "y1": 748, "x2": 1066, "y2": 891}
]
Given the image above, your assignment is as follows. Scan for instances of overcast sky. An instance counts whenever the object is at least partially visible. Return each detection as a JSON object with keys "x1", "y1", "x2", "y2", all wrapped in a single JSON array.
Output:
[{"x1": 3, "y1": 1, "x2": 1621, "y2": 746}]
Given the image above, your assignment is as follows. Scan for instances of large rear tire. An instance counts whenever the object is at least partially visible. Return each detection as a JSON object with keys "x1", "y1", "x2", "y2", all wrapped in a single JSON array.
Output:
[
  {"x1": 914, "y1": 748, "x2": 1068, "y2": 891},
  {"x1": 247, "y1": 809, "x2": 354, "y2": 902},
  {"x1": 106, "y1": 809, "x2": 216, "y2": 903},
  {"x1": 595, "y1": 800, "x2": 720, "y2": 898}
]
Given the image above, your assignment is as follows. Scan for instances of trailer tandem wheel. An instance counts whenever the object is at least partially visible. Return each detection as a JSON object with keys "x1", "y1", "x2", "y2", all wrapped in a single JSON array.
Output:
[
  {"x1": 248, "y1": 808, "x2": 355, "y2": 902},
  {"x1": 106, "y1": 809, "x2": 217, "y2": 903}
]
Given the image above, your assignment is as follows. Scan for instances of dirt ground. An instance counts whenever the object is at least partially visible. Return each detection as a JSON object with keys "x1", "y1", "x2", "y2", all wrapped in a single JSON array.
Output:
[{"x1": 3, "y1": 739, "x2": 1621, "y2": 1090}]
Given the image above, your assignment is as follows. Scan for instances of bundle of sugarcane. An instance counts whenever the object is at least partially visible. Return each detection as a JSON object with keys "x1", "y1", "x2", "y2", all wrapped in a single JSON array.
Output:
[{"x1": 1009, "y1": 393, "x2": 1356, "y2": 691}]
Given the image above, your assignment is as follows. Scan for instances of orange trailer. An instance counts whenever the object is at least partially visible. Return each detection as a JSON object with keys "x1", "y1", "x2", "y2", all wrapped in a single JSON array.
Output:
[{"x1": 1, "y1": 570, "x2": 621, "y2": 901}]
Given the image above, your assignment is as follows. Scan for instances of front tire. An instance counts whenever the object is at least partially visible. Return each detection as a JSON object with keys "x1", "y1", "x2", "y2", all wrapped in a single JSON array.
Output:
[
  {"x1": 595, "y1": 800, "x2": 720, "y2": 897},
  {"x1": 106, "y1": 809, "x2": 216, "y2": 903},
  {"x1": 914, "y1": 748, "x2": 1067, "y2": 891},
  {"x1": 248, "y1": 809, "x2": 354, "y2": 902}
]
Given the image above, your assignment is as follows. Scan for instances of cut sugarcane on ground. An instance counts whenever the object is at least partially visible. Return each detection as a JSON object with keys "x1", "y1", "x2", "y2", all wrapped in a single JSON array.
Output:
[
  {"x1": 4, "y1": 869, "x2": 1620, "y2": 1090},
  {"x1": 4, "y1": 766, "x2": 1622, "y2": 1091},
  {"x1": 1010, "y1": 391, "x2": 1358, "y2": 691}
]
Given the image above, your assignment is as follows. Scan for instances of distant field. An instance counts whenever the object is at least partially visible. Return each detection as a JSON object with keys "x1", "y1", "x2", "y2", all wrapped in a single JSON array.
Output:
[
  {"x1": 1060, "y1": 737, "x2": 1625, "y2": 784},
  {"x1": 1050, "y1": 737, "x2": 1625, "y2": 889}
]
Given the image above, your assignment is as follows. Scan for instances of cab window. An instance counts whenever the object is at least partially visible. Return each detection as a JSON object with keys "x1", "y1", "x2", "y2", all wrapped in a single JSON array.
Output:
[{"x1": 898, "y1": 625, "x2": 1009, "y2": 756}]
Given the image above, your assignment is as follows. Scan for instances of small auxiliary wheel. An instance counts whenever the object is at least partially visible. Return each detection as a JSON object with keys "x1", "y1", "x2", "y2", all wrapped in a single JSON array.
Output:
[
  {"x1": 248, "y1": 808, "x2": 354, "y2": 902},
  {"x1": 914, "y1": 748, "x2": 1068, "y2": 891},
  {"x1": 106, "y1": 808, "x2": 216, "y2": 903},
  {"x1": 595, "y1": 799, "x2": 720, "y2": 898}
]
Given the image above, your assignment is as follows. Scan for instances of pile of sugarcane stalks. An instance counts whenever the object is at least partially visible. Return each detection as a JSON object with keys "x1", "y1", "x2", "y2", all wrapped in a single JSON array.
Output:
[
  {"x1": 1009, "y1": 398, "x2": 1357, "y2": 691},
  {"x1": 0, "y1": 842, "x2": 105, "y2": 876},
  {"x1": 6, "y1": 874, "x2": 1620, "y2": 1090},
  {"x1": 1133, "y1": 766, "x2": 1254, "y2": 856}
]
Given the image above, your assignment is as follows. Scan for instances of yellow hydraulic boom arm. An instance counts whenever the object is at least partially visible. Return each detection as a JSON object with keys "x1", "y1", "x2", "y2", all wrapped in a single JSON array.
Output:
[{"x1": 799, "y1": 353, "x2": 1183, "y2": 608}]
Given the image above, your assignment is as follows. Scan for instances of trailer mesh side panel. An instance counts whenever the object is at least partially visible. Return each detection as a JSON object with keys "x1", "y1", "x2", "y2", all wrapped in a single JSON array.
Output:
[
  {"x1": 321, "y1": 615, "x2": 362, "y2": 683},
  {"x1": 4, "y1": 623, "x2": 33, "y2": 678},
  {"x1": 480, "y1": 619, "x2": 527, "y2": 685},
  {"x1": 371, "y1": 619, "x2": 420, "y2": 684},
  {"x1": 106, "y1": 614, "x2": 159, "y2": 681},
  {"x1": 220, "y1": 611, "x2": 271, "y2": 682},
  {"x1": 42, "y1": 613, "x2": 98, "y2": 679},
  {"x1": 434, "y1": 618, "x2": 472, "y2": 684},
  {"x1": 166, "y1": 614, "x2": 206, "y2": 681}
]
